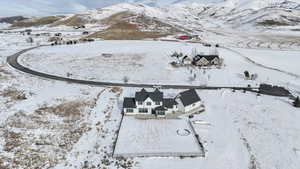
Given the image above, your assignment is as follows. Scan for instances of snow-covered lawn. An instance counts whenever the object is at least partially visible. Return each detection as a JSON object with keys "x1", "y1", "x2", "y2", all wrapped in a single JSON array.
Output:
[{"x1": 114, "y1": 116, "x2": 203, "y2": 157}]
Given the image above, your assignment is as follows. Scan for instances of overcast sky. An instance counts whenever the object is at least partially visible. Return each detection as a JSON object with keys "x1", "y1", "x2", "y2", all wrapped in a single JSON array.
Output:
[{"x1": 0, "y1": 0, "x2": 126, "y2": 17}]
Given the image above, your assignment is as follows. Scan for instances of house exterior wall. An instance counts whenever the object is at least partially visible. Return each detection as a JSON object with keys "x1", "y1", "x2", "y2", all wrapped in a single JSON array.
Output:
[
  {"x1": 196, "y1": 58, "x2": 209, "y2": 66},
  {"x1": 165, "y1": 105, "x2": 179, "y2": 114},
  {"x1": 124, "y1": 108, "x2": 139, "y2": 115},
  {"x1": 175, "y1": 98, "x2": 185, "y2": 112},
  {"x1": 184, "y1": 101, "x2": 202, "y2": 113},
  {"x1": 136, "y1": 97, "x2": 162, "y2": 114},
  {"x1": 175, "y1": 97, "x2": 201, "y2": 114},
  {"x1": 211, "y1": 58, "x2": 219, "y2": 65}
]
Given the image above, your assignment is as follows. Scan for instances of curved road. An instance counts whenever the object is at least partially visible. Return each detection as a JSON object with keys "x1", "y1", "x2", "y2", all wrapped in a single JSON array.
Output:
[{"x1": 7, "y1": 45, "x2": 257, "y2": 91}]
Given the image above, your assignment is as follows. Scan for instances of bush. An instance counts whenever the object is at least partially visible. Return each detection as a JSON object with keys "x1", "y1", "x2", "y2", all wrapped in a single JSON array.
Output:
[
  {"x1": 251, "y1": 74, "x2": 258, "y2": 80},
  {"x1": 244, "y1": 71, "x2": 250, "y2": 79}
]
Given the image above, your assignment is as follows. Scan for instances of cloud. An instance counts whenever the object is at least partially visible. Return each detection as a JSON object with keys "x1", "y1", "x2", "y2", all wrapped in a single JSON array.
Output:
[
  {"x1": 0, "y1": 0, "x2": 119, "y2": 17},
  {"x1": 0, "y1": 0, "x2": 246, "y2": 17}
]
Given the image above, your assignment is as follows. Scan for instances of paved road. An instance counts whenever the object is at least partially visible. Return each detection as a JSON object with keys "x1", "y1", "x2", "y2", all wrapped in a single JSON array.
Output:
[{"x1": 7, "y1": 45, "x2": 258, "y2": 90}]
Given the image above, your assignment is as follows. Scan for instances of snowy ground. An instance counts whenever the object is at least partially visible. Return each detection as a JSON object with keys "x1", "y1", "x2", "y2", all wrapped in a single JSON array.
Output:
[
  {"x1": 0, "y1": 29, "x2": 300, "y2": 169},
  {"x1": 19, "y1": 40, "x2": 300, "y2": 92},
  {"x1": 114, "y1": 116, "x2": 203, "y2": 157},
  {"x1": 236, "y1": 48, "x2": 300, "y2": 76}
]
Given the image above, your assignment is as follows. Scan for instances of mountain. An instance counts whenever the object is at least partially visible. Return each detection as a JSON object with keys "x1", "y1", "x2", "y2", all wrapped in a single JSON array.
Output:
[
  {"x1": 0, "y1": 16, "x2": 28, "y2": 24},
  {"x1": 1, "y1": 0, "x2": 299, "y2": 17},
  {"x1": 4, "y1": 1, "x2": 300, "y2": 38}
]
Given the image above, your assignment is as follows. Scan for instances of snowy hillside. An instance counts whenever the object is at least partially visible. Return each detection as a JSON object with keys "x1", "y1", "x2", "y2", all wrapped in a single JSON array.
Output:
[{"x1": 3, "y1": 0, "x2": 299, "y2": 30}]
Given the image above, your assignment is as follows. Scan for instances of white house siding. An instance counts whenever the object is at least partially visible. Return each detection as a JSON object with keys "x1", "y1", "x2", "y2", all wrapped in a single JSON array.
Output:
[
  {"x1": 196, "y1": 58, "x2": 209, "y2": 66},
  {"x1": 184, "y1": 101, "x2": 202, "y2": 113},
  {"x1": 175, "y1": 98, "x2": 185, "y2": 113},
  {"x1": 124, "y1": 108, "x2": 139, "y2": 115},
  {"x1": 165, "y1": 105, "x2": 179, "y2": 114},
  {"x1": 175, "y1": 98, "x2": 201, "y2": 114},
  {"x1": 136, "y1": 97, "x2": 162, "y2": 114},
  {"x1": 211, "y1": 58, "x2": 219, "y2": 65}
]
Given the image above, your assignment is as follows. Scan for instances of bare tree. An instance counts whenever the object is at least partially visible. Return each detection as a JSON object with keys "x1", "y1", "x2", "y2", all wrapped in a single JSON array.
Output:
[
  {"x1": 251, "y1": 74, "x2": 258, "y2": 80},
  {"x1": 26, "y1": 37, "x2": 33, "y2": 44},
  {"x1": 123, "y1": 76, "x2": 129, "y2": 83}
]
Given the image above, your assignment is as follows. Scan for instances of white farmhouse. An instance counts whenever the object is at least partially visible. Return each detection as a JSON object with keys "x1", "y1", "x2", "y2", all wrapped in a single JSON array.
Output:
[
  {"x1": 192, "y1": 54, "x2": 220, "y2": 66},
  {"x1": 123, "y1": 88, "x2": 178, "y2": 117},
  {"x1": 123, "y1": 88, "x2": 202, "y2": 117}
]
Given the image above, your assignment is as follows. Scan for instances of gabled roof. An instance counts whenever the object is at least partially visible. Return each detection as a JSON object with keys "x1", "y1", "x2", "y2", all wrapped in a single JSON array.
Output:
[
  {"x1": 135, "y1": 88, "x2": 163, "y2": 102},
  {"x1": 163, "y1": 98, "x2": 177, "y2": 108},
  {"x1": 178, "y1": 89, "x2": 201, "y2": 107},
  {"x1": 123, "y1": 97, "x2": 136, "y2": 108},
  {"x1": 154, "y1": 106, "x2": 167, "y2": 111},
  {"x1": 194, "y1": 55, "x2": 219, "y2": 62}
]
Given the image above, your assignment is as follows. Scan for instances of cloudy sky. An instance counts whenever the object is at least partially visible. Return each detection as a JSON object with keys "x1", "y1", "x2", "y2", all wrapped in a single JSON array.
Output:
[
  {"x1": 0, "y1": 0, "x2": 231, "y2": 17},
  {"x1": 0, "y1": 0, "x2": 127, "y2": 17}
]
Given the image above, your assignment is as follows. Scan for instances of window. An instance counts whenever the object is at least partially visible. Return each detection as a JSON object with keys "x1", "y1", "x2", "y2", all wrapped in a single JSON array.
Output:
[
  {"x1": 139, "y1": 108, "x2": 148, "y2": 113},
  {"x1": 157, "y1": 111, "x2": 165, "y2": 115},
  {"x1": 138, "y1": 101, "x2": 143, "y2": 105},
  {"x1": 147, "y1": 102, "x2": 151, "y2": 106},
  {"x1": 126, "y1": 108, "x2": 133, "y2": 113},
  {"x1": 155, "y1": 101, "x2": 160, "y2": 105}
]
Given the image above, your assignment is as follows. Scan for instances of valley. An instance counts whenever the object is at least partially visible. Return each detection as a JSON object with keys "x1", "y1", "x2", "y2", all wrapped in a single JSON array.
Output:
[{"x1": 0, "y1": 1, "x2": 300, "y2": 169}]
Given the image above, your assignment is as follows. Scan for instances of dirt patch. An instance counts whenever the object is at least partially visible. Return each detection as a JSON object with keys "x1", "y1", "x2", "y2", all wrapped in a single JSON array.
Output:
[
  {"x1": 0, "y1": 87, "x2": 27, "y2": 102},
  {"x1": 110, "y1": 87, "x2": 123, "y2": 96},
  {"x1": 35, "y1": 100, "x2": 87, "y2": 118},
  {"x1": 0, "y1": 65, "x2": 14, "y2": 80},
  {"x1": 88, "y1": 11, "x2": 184, "y2": 40},
  {"x1": 0, "y1": 99, "x2": 92, "y2": 169},
  {"x1": 110, "y1": 87, "x2": 122, "y2": 94},
  {"x1": 51, "y1": 14, "x2": 96, "y2": 27},
  {"x1": 88, "y1": 22, "x2": 167, "y2": 40},
  {"x1": 101, "y1": 11, "x2": 136, "y2": 25}
]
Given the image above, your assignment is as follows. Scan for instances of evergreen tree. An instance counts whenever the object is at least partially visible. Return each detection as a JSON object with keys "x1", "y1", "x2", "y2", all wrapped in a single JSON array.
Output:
[
  {"x1": 294, "y1": 97, "x2": 300, "y2": 107},
  {"x1": 244, "y1": 71, "x2": 250, "y2": 79}
]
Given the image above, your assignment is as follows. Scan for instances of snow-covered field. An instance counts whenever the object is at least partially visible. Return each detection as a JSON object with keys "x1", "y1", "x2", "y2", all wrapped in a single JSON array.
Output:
[
  {"x1": 19, "y1": 40, "x2": 300, "y2": 91},
  {"x1": 114, "y1": 116, "x2": 203, "y2": 157},
  {"x1": 0, "y1": 12, "x2": 300, "y2": 169},
  {"x1": 237, "y1": 48, "x2": 300, "y2": 76}
]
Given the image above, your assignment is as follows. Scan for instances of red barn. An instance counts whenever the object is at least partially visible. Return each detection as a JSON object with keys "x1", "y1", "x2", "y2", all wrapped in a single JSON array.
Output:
[{"x1": 177, "y1": 35, "x2": 192, "y2": 40}]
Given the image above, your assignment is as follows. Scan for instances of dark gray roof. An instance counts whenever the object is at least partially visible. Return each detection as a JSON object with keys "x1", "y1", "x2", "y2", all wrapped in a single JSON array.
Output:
[
  {"x1": 135, "y1": 88, "x2": 163, "y2": 102},
  {"x1": 154, "y1": 106, "x2": 167, "y2": 111},
  {"x1": 123, "y1": 97, "x2": 136, "y2": 108},
  {"x1": 163, "y1": 98, "x2": 177, "y2": 108},
  {"x1": 178, "y1": 89, "x2": 201, "y2": 106},
  {"x1": 194, "y1": 55, "x2": 219, "y2": 61}
]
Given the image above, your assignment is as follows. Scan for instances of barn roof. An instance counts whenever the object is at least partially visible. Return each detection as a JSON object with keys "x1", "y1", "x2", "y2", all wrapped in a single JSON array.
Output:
[{"x1": 178, "y1": 89, "x2": 201, "y2": 107}]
